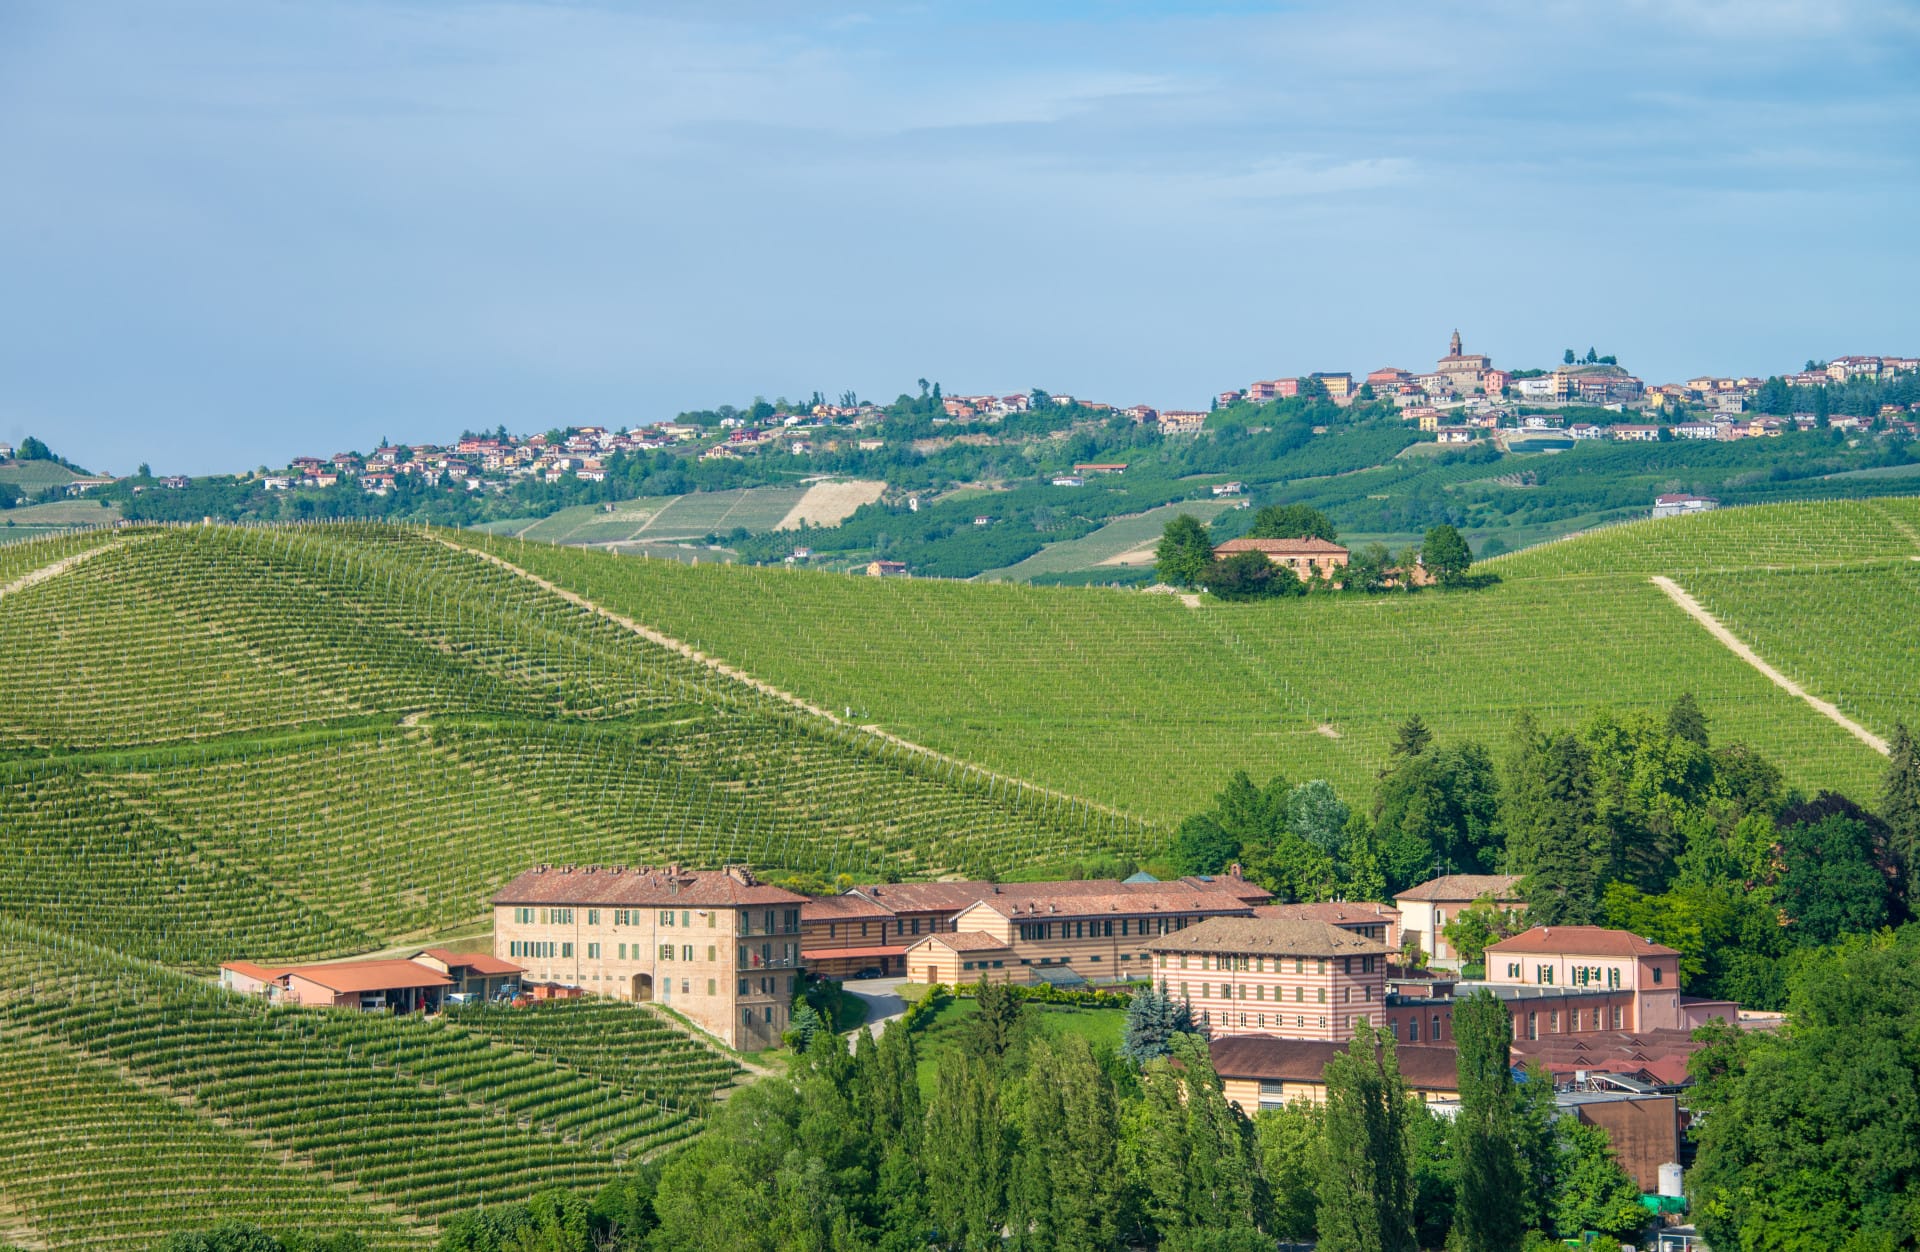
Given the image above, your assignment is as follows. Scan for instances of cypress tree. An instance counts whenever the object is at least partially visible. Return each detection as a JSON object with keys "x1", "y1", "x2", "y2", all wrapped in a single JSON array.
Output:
[
  {"x1": 1010, "y1": 1035, "x2": 1125, "y2": 1252},
  {"x1": 1450, "y1": 992, "x2": 1526, "y2": 1252},
  {"x1": 923, "y1": 1056, "x2": 1011, "y2": 1252},
  {"x1": 1313, "y1": 1021, "x2": 1416, "y2": 1252},
  {"x1": 1667, "y1": 692, "x2": 1710, "y2": 749}
]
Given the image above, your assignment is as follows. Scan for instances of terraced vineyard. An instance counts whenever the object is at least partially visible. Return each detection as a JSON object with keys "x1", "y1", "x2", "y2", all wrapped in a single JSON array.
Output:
[
  {"x1": 0, "y1": 921, "x2": 730, "y2": 1245},
  {"x1": 470, "y1": 499, "x2": 1920, "y2": 818}
]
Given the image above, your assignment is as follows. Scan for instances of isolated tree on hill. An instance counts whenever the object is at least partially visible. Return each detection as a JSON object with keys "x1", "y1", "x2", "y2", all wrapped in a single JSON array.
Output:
[
  {"x1": 1563, "y1": 348, "x2": 1576, "y2": 365},
  {"x1": 1885, "y1": 722, "x2": 1920, "y2": 914},
  {"x1": 1155, "y1": 514, "x2": 1214, "y2": 587},
  {"x1": 1313, "y1": 1021, "x2": 1416, "y2": 1252},
  {"x1": 1420, "y1": 524, "x2": 1472, "y2": 585},
  {"x1": 16, "y1": 436, "x2": 50, "y2": 461},
  {"x1": 1667, "y1": 691, "x2": 1710, "y2": 748},
  {"x1": 1585, "y1": 347, "x2": 1598, "y2": 364},
  {"x1": 1450, "y1": 992, "x2": 1526, "y2": 1252},
  {"x1": 1248, "y1": 502, "x2": 1337, "y2": 542}
]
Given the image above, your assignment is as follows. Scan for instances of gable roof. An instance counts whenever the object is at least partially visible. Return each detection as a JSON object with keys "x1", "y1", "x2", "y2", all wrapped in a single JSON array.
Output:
[
  {"x1": 1393, "y1": 873, "x2": 1524, "y2": 903},
  {"x1": 850, "y1": 877, "x2": 1262, "y2": 916},
  {"x1": 1486, "y1": 926, "x2": 1680, "y2": 959},
  {"x1": 908, "y1": 931, "x2": 1012, "y2": 953},
  {"x1": 414, "y1": 948, "x2": 523, "y2": 976},
  {"x1": 1212, "y1": 537, "x2": 1349, "y2": 557},
  {"x1": 962, "y1": 888, "x2": 1255, "y2": 924},
  {"x1": 1209, "y1": 1036, "x2": 1460, "y2": 1090},
  {"x1": 282, "y1": 960, "x2": 454, "y2": 994},
  {"x1": 1144, "y1": 916, "x2": 1391, "y2": 958},
  {"x1": 492, "y1": 864, "x2": 806, "y2": 908}
]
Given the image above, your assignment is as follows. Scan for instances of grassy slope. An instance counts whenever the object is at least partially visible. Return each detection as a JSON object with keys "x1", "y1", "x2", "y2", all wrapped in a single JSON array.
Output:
[
  {"x1": 980, "y1": 499, "x2": 1243, "y2": 580},
  {"x1": 475, "y1": 484, "x2": 809, "y2": 543},
  {"x1": 487, "y1": 499, "x2": 1918, "y2": 821}
]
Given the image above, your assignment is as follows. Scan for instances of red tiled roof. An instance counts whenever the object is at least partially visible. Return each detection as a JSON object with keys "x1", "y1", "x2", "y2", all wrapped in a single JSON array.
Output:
[
  {"x1": 416, "y1": 948, "x2": 523, "y2": 976},
  {"x1": 964, "y1": 888, "x2": 1254, "y2": 923},
  {"x1": 852, "y1": 877, "x2": 1261, "y2": 916},
  {"x1": 1212, "y1": 537, "x2": 1349, "y2": 556},
  {"x1": 282, "y1": 960, "x2": 454, "y2": 994},
  {"x1": 1486, "y1": 926, "x2": 1680, "y2": 959},
  {"x1": 1394, "y1": 873, "x2": 1524, "y2": 903},
  {"x1": 492, "y1": 865, "x2": 806, "y2": 908},
  {"x1": 911, "y1": 931, "x2": 1012, "y2": 953},
  {"x1": 1209, "y1": 1036, "x2": 1460, "y2": 1090},
  {"x1": 802, "y1": 895, "x2": 897, "y2": 921},
  {"x1": 1252, "y1": 902, "x2": 1398, "y2": 927},
  {"x1": 801, "y1": 945, "x2": 907, "y2": 961}
]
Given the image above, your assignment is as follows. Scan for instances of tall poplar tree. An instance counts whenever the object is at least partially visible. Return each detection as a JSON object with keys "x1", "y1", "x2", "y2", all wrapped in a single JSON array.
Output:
[
  {"x1": 923, "y1": 1056, "x2": 1011, "y2": 1251},
  {"x1": 1312, "y1": 1021, "x2": 1416, "y2": 1252},
  {"x1": 1010, "y1": 1036, "x2": 1126, "y2": 1252},
  {"x1": 1450, "y1": 992, "x2": 1526, "y2": 1252},
  {"x1": 1883, "y1": 722, "x2": 1920, "y2": 914}
]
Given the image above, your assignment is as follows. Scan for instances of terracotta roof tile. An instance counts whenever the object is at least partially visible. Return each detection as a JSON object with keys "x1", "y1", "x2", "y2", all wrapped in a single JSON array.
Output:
[
  {"x1": 910, "y1": 931, "x2": 1012, "y2": 953},
  {"x1": 1209, "y1": 1036, "x2": 1460, "y2": 1089},
  {"x1": 281, "y1": 960, "x2": 454, "y2": 994},
  {"x1": 1486, "y1": 926, "x2": 1680, "y2": 959}
]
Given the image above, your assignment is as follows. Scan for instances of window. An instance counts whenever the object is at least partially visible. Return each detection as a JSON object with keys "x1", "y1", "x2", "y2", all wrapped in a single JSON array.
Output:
[
  {"x1": 1507, "y1": 962, "x2": 1521, "y2": 979},
  {"x1": 587, "y1": 909, "x2": 600, "y2": 926},
  {"x1": 739, "y1": 979, "x2": 748, "y2": 995},
  {"x1": 708, "y1": 979, "x2": 716, "y2": 995},
  {"x1": 1317, "y1": 987, "x2": 1326, "y2": 1004},
  {"x1": 1572, "y1": 1009, "x2": 1582, "y2": 1031},
  {"x1": 1294, "y1": 958, "x2": 1304, "y2": 974},
  {"x1": 659, "y1": 944, "x2": 674, "y2": 961},
  {"x1": 1537, "y1": 964, "x2": 1554, "y2": 986},
  {"x1": 618, "y1": 943, "x2": 627, "y2": 959},
  {"x1": 514, "y1": 907, "x2": 534, "y2": 924},
  {"x1": 1432, "y1": 1013, "x2": 1442, "y2": 1041},
  {"x1": 682, "y1": 945, "x2": 693, "y2": 961},
  {"x1": 1343, "y1": 986, "x2": 1351, "y2": 1004},
  {"x1": 682, "y1": 979, "x2": 689, "y2": 994},
  {"x1": 1181, "y1": 983, "x2": 1189, "y2": 999},
  {"x1": 552, "y1": 908, "x2": 573, "y2": 925},
  {"x1": 1410, "y1": 1017, "x2": 1423, "y2": 1041},
  {"x1": 1527, "y1": 1012, "x2": 1538, "y2": 1041},
  {"x1": 709, "y1": 911, "x2": 717, "y2": 928},
  {"x1": 1180, "y1": 955, "x2": 1189, "y2": 970},
  {"x1": 707, "y1": 945, "x2": 716, "y2": 962},
  {"x1": 660, "y1": 910, "x2": 675, "y2": 926},
  {"x1": 1157, "y1": 954, "x2": 1167, "y2": 969},
  {"x1": 1612, "y1": 1006, "x2": 1624, "y2": 1030},
  {"x1": 1652, "y1": 965, "x2": 1663, "y2": 985},
  {"x1": 1364, "y1": 985, "x2": 1373, "y2": 1002},
  {"x1": 683, "y1": 911, "x2": 692, "y2": 929},
  {"x1": 561, "y1": 942, "x2": 573, "y2": 958},
  {"x1": 1294, "y1": 986, "x2": 1304, "y2": 1003},
  {"x1": 586, "y1": 943, "x2": 600, "y2": 959},
  {"x1": 765, "y1": 1006, "x2": 773, "y2": 1023},
  {"x1": 1316, "y1": 959, "x2": 1326, "y2": 975},
  {"x1": 1201, "y1": 983, "x2": 1210, "y2": 998}
]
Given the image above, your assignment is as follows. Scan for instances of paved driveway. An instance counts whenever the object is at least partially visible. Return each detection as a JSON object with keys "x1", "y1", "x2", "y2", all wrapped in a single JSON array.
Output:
[{"x1": 840, "y1": 975, "x2": 911, "y2": 1047}]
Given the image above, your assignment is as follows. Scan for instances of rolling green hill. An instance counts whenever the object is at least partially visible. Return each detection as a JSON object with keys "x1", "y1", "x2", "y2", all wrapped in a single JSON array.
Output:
[
  {"x1": 473, "y1": 498, "x2": 1920, "y2": 822},
  {"x1": 0, "y1": 503, "x2": 1913, "y2": 1246}
]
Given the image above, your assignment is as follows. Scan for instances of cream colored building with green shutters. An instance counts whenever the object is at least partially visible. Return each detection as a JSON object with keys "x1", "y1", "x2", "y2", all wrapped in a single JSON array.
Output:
[{"x1": 492, "y1": 863, "x2": 806, "y2": 1050}]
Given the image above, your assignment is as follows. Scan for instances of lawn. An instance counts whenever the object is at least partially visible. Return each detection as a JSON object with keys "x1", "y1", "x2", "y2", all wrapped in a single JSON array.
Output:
[{"x1": 909, "y1": 996, "x2": 1127, "y2": 1096}]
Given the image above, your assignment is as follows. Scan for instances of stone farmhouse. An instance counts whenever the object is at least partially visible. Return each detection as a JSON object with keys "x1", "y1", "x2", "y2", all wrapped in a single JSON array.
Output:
[
  {"x1": 491, "y1": 863, "x2": 807, "y2": 1051},
  {"x1": 1210, "y1": 536, "x2": 1351, "y2": 580}
]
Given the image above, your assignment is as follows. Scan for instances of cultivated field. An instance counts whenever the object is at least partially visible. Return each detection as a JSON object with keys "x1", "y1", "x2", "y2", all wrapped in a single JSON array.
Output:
[
  {"x1": 979, "y1": 499, "x2": 1242, "y2": 580},
  {"x1": 478, "y1": 484, "x2": 814, "y2": 544},
  {"x1": 481, "y1": 499, "x2": 1920, "y2": 820}
]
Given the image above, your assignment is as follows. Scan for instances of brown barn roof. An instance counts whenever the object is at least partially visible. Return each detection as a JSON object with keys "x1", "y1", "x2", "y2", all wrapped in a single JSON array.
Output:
[
  {"x1": 1393, "y1": 873, "x2": 1523, "y2": 903},
  {"x1": 1486, "y1": 926, "x2": 1680, "y2": 959},
  {"x1": 1210, "y1": 1035, "x2": 1461, "y2": 1091},
  {"x1": 1212, "y1": 537, "x2": 1349, "y2": 556},
  {"x1": 492, "y1": 864, "x2": 806, "y2": 908},
  {"x1": 801, "y1": 895, "x2": 898, "y2": 921},
  {"x1": 852, "y1": 877, "x2": 1262, "y2": 916},
  {"x1": 1144, "y1": 917, "x2": 1391, "y2": 958},
  {"x1": 965, "y1": 889, "x2": 1254, "y2": 923}
]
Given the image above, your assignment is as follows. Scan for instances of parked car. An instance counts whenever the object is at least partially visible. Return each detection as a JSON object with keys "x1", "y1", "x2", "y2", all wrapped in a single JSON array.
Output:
[{"x1": 853, "y1": 967, "x2": 884, "y2": 980}]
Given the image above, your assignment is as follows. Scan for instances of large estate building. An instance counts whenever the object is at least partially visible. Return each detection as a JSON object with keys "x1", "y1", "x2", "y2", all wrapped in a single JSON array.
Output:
[
  {"x1": 491, "y1": 863, "x2": 808, "y2": 1050},
  {"x1": 1144, "y1": 917, "x2": 1392, "y2": 1041},
  {"x1": 1393, "y1": 873, "x2": 1524, "y2": 962}
]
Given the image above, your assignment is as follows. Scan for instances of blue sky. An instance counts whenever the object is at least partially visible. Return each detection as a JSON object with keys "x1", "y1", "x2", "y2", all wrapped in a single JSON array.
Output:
[{"x1": 2, "y1": 1, "x2": 1916, "y2": 473}]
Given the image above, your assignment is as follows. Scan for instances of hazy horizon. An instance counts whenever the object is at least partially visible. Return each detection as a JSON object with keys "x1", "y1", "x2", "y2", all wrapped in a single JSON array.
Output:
[{"x1": 3, "y1": 0, "x2": 1917, "y2": 475}]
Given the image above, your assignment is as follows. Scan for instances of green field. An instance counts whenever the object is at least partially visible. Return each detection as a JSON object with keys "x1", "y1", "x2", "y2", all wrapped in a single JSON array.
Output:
[
  {"x1": 477, "y1": 484, "x2": 810, "y2": 544},
  {"x1": 475, "y1": 500, "x2": 1918, "y2": 821},
  {"x1": 980, "y1": 499, "x2": 1243, "y2": 581}
]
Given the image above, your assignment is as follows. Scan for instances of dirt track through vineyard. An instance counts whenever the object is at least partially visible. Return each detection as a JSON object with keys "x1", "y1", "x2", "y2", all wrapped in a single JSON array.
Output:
[
  {"x1": 0, "y1": 541, "x2": 117, "y2": 601},
  {"x1": 439, "y1": 535, "x2": 1142, "y2": 823},
  {"x1": 1651, "y1": 575, "x2": 1889, "y2": 755}
]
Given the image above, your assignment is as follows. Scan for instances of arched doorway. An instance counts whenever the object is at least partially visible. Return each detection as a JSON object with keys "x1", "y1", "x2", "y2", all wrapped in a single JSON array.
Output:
[{"x1": 632, "y1": 973, "x2": 653, "y2": 1002}]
